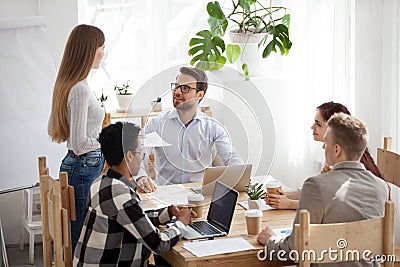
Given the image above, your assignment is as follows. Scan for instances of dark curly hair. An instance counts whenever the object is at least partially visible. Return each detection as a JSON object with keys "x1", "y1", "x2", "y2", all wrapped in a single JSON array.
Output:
[{"x1": 98, "y1": 122, "x2": 140, "y2": 166}]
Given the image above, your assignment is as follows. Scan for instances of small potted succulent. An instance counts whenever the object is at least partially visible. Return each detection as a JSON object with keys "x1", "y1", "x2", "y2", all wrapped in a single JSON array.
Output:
[
  {"x1": 245, "y1": 183, "x2": 265, "y2": 210},
  {"x1": 151, "y1": 96, "x2": 162, "y2": 112},
  {"x1": 114, "y1": 80, "x2": 132, "y2": 112}
]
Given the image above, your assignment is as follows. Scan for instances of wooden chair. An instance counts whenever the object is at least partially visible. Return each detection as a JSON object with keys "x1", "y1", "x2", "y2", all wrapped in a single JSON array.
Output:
[
  {"x1": 377, "y1": 137, "x2": 400, "y2": 188},
  {"x1": 39, "y1": 156, "x2": 76, "y2": 267},
  {"x1": 294, "y1": 201, "x2": 395, "y2": 267},
  {"x1": 378, "y1": 137, "x2": 400, "y2": 248}
]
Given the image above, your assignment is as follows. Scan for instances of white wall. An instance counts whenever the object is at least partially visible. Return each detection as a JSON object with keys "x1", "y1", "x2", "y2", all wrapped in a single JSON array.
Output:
[
  {"x1": 0, "y1": 0, "x2": 78, "y2": 245},
  {"x1": 39, "y1": 0, "x2": 78, "y2": 67}
]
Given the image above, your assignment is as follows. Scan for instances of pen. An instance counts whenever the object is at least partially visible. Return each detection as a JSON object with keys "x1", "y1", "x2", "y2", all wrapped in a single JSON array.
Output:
[{"x1": 191, "y1": 237, "x2": 214, "y2": 242}]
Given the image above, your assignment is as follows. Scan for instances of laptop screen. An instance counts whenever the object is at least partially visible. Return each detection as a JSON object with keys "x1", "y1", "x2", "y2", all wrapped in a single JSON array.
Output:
[{"x1": 207, "y1": 181, "x2": 238, "y2": 233}]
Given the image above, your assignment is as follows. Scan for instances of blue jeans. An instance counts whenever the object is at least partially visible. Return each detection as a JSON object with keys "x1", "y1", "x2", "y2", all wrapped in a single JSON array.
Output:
[{"x1": 60, "y1": 148, "x2": 104, "y2": 253}]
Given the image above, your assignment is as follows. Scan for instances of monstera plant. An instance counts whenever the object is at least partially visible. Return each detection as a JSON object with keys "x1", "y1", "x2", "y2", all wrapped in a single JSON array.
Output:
[{"x1": 188, "y1": 0, "x2": 292, "y2": 76}]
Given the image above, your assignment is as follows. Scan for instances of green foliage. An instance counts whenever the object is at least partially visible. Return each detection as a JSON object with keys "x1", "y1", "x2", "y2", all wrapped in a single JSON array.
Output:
[
  {"x1": 226, "y1": 44, "x2": 241, "y2": 64},
  {"x1": 261, "y1": 24, "x2": 292, "y2": 58},
  {"x1": 207, "y1": 1, "x2": 227, "y2": 36},
  {"x1": 114, "y1": 81, "x2": 131, "y2": 95},
  {"x1": 189, "y1": 30, "x2": 226, "y2": 71},
  {"x1": 188, "y1": 0, "x2": 292, "y2": 72},
  {"x1": 241, "y1": 63, "x2": 249, "y2": 80},
  {"x1": 245, "y1": 183, "x2": 265, "y2": 200}
]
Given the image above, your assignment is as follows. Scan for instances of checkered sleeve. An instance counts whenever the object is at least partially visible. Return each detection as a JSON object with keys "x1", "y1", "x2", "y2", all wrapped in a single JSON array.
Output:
[
  {"x1": 145, "y1": 207, "x2": 172, "y2": 226},
  {"x1": 112, "y1": 182, "x2": 186, "y2": 255}
]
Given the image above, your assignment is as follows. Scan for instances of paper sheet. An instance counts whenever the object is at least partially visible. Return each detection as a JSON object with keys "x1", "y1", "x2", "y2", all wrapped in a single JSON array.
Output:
[
  {"x1": 238, "y1": 201, "x2": 274, "y2": 211},
  {"x1": 140, "y1": 184, "x2": 193, "y2": 211},
  {"x1": 272, "y1": 227, "x2": 292, "y2": 237},
  {"x1": 182, "y1": 237, "x2": 255, "y2": 257},
  {"x1": 143, "y1": 132, "x2": 171, "y2": 147}
]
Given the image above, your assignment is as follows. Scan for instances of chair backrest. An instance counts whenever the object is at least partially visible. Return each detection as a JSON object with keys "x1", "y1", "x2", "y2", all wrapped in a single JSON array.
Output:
[
  {"x1": 39, "y1": 156, "x2": 75, "y2": 267},
  {"x1": 22, "y1": 187, "x2": 41, "y2": 225},
  {"x1": 377, "y1": 137, "x2": 400, "y2": 188},
  {"x1": 294, "y1": 201, "x2": 395, "y2": 267}
]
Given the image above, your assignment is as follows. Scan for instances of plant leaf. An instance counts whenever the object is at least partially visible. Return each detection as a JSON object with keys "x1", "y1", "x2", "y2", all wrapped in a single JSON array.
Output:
[
  {"x1": 282, "y1": 13, "x2": 290, "y2": 29},
  {"x1": 226, "y1": 44, "x2": 241, "y2": 64},
  {"x1": 189, "y1": 30, "x2": 226, "y2": 71},
  {"x1": 242, "y1": 63, "x2": 249, "y2": 77},
  {"x1": 262, "y1": 24, "x2": 292, "y2": 58},
  {"x1": 207, "y1": 1, "x2": 225, "y2": 19},
  {"x1": 208, "y1": 16, "x2": 228, "y2": 36},
  {"x1": 207, "y1": 1, "x2": 227, "y2": 36},
  {"x1": 238, "y1": 0, "x2": 255, "y2": 13},
  {"x1": 209, "y1": 56, "x2": 226, "y2": 70}
]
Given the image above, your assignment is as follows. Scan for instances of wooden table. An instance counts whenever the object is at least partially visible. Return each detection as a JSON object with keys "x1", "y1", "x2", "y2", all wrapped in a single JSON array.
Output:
[{"x1": 139, "y1": 183, "x2": 296, "y2": 267}]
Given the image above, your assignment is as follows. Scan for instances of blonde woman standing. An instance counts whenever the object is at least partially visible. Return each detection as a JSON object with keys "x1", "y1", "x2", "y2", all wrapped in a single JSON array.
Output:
[{"x1": 48, "y1": 24, "x2": 105, "y2": 252}]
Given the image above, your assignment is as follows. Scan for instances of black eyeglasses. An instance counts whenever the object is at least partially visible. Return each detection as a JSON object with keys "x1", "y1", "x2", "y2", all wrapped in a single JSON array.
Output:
[
  {"x1": 132, "y1": 151, "x2": 146, "y2": 160},
  {"x1": 170, "y1": 83, "x2": 201, "y2": 94}
]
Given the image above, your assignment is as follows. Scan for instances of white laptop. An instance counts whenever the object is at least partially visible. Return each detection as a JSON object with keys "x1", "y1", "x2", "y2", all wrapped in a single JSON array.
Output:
[
  {"x1": 194, "y1": 164, "x2": 252, "y2": 196},
  {"x1": 183, "y1": 181, "x2": 239, "y2": 240}
]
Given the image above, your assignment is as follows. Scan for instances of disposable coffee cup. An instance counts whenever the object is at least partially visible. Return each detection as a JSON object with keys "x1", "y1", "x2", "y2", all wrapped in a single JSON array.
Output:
[
  {"x1": 245, "y1": 209, "x2": 263, "y2": 236},
  {"x1": 187, "y1": 193, "x2": 205, "y2": 218},
  {"x1": 266, "y1": 180, "x2": 282, "y2": 195}
]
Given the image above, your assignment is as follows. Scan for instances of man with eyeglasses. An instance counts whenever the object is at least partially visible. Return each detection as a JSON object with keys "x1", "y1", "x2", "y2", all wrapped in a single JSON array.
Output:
[{"x1": 135, "y1": 67, "x2": 243, "y2": 190}]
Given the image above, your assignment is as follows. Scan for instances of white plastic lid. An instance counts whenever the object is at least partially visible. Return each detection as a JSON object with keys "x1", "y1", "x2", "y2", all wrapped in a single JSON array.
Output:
[
  {"x1": 265, "y1": 180, "x2": 282, "y2": 188},
  {"x1": 245, "y1": 209, "x2": 263, "y2": 217},
  {"x1": 187, "y1": 193, "x2": 204, "y2": 202}
]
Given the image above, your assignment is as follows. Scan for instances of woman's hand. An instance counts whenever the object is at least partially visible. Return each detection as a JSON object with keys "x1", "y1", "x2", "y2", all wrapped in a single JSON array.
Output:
[
  {"x1": 320, "y1": 164, "x2": 332, "y2": 174},
  {"x1": 265, "y1": 189, "x2": 298, "y2": 210}
]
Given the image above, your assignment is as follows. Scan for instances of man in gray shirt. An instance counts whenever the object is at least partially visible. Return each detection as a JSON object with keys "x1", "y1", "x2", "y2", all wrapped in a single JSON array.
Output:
[{"x1": 257, "y1": 113, "x2": 388, "y2": 267}]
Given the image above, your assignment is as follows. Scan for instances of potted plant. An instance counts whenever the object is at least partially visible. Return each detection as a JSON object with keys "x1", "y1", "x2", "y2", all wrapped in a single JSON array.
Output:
[
  {"x1": 151, "y1": 96, "x2": 162, "y2": 112},
  {"x1": 245, "y1": 183, "x2": 265, "y2": 209},
  {"x1": 114, "y1": 80, "x2": 132, "y2": 112},
  {"x1": 188, "y1": 0, "x2": 292, "y2": 77}
]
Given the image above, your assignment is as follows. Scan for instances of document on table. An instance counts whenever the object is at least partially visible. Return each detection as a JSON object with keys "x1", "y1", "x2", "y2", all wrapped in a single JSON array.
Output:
[
  {"x1": 272, "y1": 227, "x2": 292, "y2": 237},
  {"x1": 238, "y1": 201, "x2": 274, "y2": 211},
  {"x1": 182, "y1": 237, "x2": 255, "y2": 257},
  {"x1": 140, "y1": 184, "x2": 192, "y2": 211},
  {"x1": 143, "y1": 132, "x2": 171, "y2": 147}
]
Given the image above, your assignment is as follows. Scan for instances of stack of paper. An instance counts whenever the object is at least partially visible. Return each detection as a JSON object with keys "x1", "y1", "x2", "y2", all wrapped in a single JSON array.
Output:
[
  {"x1": 182, "y1": 237, "x2": 255, "y2": 257},
  {"x1": 143, "y1": 132, "x2": 171, "y2": 147}
]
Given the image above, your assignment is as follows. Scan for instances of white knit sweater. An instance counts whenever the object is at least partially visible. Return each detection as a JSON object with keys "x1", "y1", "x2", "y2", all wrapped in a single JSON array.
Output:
[{"x1": 66, "y1": 80, "x2": 104, "y2": 155}]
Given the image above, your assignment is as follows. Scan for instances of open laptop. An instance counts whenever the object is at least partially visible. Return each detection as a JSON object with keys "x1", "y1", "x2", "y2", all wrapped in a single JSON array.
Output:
[
  {"x1": 195, "y1": 164, "x2": 252, "y2": 196},
  {"x1": 183, "y1": 181, "x2": 239, "y2": 240}
]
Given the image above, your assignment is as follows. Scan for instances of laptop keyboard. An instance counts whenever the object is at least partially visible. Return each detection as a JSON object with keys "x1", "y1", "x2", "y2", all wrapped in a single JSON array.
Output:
[{"x1": 190, "y1": 221, "x2": 221, "y2": 235}]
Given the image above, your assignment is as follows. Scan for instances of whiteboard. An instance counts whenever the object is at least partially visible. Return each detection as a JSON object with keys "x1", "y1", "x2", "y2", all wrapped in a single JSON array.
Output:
[{"x1": 0, "y1": 17, "x2": 65, "y2": 193}]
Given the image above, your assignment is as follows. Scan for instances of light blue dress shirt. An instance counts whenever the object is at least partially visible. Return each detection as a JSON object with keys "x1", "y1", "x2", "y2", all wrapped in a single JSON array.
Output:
[{"x1": 136, "y1": 109, "x2": 243, "y2": 185}]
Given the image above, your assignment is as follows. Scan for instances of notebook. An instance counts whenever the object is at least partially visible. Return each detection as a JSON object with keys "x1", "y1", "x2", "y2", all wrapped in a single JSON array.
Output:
[
  {"x1": 183, "y1": 181, "x2": 239, "y2": 240},
  {"x1": 194, "y1": 164, "x2": 252, "y2": 196}
]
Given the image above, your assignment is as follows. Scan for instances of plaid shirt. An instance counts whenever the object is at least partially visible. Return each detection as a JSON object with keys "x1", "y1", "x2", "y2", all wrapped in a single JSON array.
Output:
[{"x1": 73, "y1": 169, "x2": 185, "y2": 266}]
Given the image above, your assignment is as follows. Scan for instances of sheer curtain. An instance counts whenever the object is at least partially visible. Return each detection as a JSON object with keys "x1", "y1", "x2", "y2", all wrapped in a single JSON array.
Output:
[
  {"x1": 78, "y1": 0, "x2": 210, "y2": 109},
  {"x1": 381, "y1": 0, "x2": 400, "y2": 152},
  {"x1": 278, "y1": 0, "x2": 355, "y2": 187}
]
